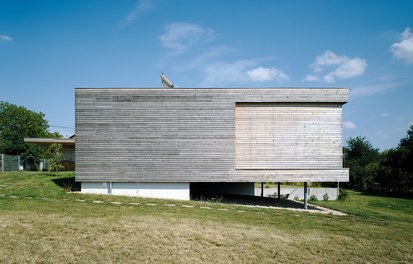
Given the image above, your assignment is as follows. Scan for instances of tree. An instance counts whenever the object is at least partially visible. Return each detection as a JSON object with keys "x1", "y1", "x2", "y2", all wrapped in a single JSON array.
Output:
[
  {"x1": 47, "y1": 143, "x2": 64, "y2": 175},
  {"x1": 399, "y1": 125, "x2": 413, "y2": 176},
  {"x1": 344, "y1": 128, "x2": 413, "y2": 196},
  {"x1": 344, "y1": 136, "x2": 381, "y2": 191},
  {"x1": 0, "y1": 101, "x2": 60, "y2": 167},
  {"x1": 377, "y1": 126, "x2": 413, "y2": 195}
]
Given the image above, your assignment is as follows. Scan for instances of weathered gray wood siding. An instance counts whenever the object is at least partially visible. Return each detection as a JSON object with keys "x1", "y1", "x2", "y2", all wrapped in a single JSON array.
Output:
[
  {"x1": 75, "y1": 88, "x2": 349, "y2": 183},
  {"x1": 236, "y1": 103, "x2": 343, "y2": 169}
]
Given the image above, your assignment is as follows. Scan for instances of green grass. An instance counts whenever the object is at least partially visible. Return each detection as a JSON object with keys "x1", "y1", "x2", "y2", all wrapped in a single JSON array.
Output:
[{"x1": 1, "y1": 172, "x2": 412, "y2": 263}]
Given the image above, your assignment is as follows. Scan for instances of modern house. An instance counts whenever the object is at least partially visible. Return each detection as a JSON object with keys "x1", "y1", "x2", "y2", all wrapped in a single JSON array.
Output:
[{"x1": 75, "y1": 88, "x2": 349, "y2": 201}]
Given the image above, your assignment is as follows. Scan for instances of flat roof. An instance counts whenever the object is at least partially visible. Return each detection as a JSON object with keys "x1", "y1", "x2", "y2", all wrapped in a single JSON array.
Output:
[
  {"x1": 75, "y1": 87, "x2": 350, "y2": 90},
  {"x1": 75, "y1": 88, "x2": 350, "y2": 104},
  {"x1": 24, "y1": 138, "x2": 75, "y2": 146}
]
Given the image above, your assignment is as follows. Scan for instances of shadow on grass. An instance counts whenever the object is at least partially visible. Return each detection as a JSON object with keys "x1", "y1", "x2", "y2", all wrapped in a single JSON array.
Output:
[
  {"x1": 192, "y1": 193, "x2": 320, "y2": 210},
  {"x1": 52, "y1": 177, "x2": 81, "y2": 192}
]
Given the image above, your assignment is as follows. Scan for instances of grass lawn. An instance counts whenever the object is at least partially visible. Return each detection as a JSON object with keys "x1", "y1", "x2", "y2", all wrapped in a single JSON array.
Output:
[{"x1": 1, "y1": 172, "x2": 412, "y2": 263}]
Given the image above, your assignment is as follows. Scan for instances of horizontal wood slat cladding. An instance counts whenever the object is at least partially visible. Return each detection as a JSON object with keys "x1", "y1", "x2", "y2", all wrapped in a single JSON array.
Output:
[
  {"x1": 235, "y1": 103, "x2": 343, "y2": 169},
  {"x1": 75, "y1": 88, "x2": 350, "y2": 183}
]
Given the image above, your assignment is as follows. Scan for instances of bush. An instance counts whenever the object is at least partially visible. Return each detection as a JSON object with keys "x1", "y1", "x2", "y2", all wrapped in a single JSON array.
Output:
[
  {"x1": 323, "y1": 193, "x2": 329, "y2": 201},
  {"x1": 338, "y1": 188, "x2": 348, "y2": 200},
  {"x1": 309, "y1": 195, "x2": 317, "y2": 201},
  {"x1": 47, "y1": 143, "x2": 64, "y2": 175}
]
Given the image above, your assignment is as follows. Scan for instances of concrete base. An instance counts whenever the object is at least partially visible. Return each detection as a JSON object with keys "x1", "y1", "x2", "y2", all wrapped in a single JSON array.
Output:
[{"x1": 81, "y1": 182, "x2": 190, "y2": 200}]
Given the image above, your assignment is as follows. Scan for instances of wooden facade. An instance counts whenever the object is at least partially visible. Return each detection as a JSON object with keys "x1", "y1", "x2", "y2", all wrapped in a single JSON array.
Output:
[{"x1": 75, "y1": 88, "x2": 349, "y2": 183}]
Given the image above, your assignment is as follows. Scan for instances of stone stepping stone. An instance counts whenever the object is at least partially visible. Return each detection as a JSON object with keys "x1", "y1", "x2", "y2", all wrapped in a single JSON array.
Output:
[
  {"x1": 237, "y1": 210, "x2": 246, "y2": 213},
  {"x1": 200, "y1": 206, "x2": 212, "y2": 209},
  {"x1": 182, "y1": 205, "x2": 194, "y2": 208},
  {"x1": 9, "y1": 196, "x2": 18, "y2": 199},
  {"x1": 128, "y1": 203, "x2": 140, "y2": 206},
  {"x1": 110, "y1": 202, "x2": 122, "y2": 205},
  {"x1": 0, "y1": 194, "x2": 5, "y2": 197},
  {"x1": 92, "y1": 200, "x2": 104, "y2": 204},
  {"x1": 75, "y1": 199, "x2": 85, "y2": 202},
  {"x1": 164, "y1": 204, "x2": 176, "y2": 207},
  {"x1": 218, "y1": 208, "x2": 229, "y2": 211},
  {"x1": 146, "y1": 203, "x2": 158, "y2": 206}
]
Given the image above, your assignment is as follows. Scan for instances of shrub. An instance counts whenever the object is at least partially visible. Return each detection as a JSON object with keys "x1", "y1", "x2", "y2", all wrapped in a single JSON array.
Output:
[
  {"x1": 338, "y1": 188, "x2": 348, "y2": 200},
  {"x1": 47, "y1": 143, "x2": 64, "y2": 175},
  {"x1": 309, "y1": 195, "x2": 317, "y2": 201},
  {"x1": 323, "y1": 193, "x2": 329, "y2": 201}
]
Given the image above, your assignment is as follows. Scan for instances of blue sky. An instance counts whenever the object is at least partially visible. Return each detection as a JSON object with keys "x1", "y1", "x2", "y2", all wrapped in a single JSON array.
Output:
[{"x1": 1, "y1": 0, "x2": 412, "y2": 150}]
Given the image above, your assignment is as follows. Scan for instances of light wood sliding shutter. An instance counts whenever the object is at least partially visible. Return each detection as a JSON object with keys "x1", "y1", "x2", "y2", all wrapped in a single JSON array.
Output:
[{"x1": 235, "y1": 103, "x2": 342, "y2": 169}]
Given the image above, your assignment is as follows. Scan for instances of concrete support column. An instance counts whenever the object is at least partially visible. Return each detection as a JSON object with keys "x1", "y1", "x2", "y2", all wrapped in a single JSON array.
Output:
[
  {"x1": 337, "y1": 181, "x2": 340, "y2": 204},
  {"x1": 277, "y1": 182, "x2": 281, "y2": 199},
  {"x1": 304, "y1": 182, "x2": 308, "y2": 209},
  {"x1": 260, "y1": 182, "x2": 263, "y2": 197},
  {"x1": 108, "y1": 182, "x2": 113, "y2": 194}
]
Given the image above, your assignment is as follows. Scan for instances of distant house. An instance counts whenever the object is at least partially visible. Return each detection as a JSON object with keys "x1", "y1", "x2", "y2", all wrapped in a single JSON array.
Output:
[
  {"x1": 24, "y1": 136, "x2": 75, "y2": 170},
  {"x1": 75, "y1": 88, "x2": 349, "y2": 201}
]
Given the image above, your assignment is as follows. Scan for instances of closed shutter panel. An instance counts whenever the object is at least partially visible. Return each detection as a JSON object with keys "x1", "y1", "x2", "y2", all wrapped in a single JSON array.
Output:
[{"x1": 235, "y1": 103, "x2": 342, "y2": 169}]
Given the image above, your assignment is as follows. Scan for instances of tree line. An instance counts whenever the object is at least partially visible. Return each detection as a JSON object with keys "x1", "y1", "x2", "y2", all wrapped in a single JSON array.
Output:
[{"x1": 344, "y1": 126, "x2": 413, "y2": 196}]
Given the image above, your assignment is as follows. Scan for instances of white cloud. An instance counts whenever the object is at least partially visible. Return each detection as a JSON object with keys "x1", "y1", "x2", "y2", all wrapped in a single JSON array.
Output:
[
  {"x1": 381, "y1": 113, "x2": 391, "y2": 118},
  {"x1": 171, "y1": 46, "x2": 236, "y2": 72},
  {"x1": 158, "y1": 24, "x2": 288, "y2": 86},
  {"x1": 202, "y1": 60, "x2": 257, "y2": 86},
  {"x1": 312, "y1": 50, "x2": 348, "y2": 67},
  {"x1": 303, "y1": 74, "x2": 319, "y2": 81},
  {"x1": 351, "y1": 78, "x2": 401, "y2": 97},
  {"x1": 160, "y1": 22, "x2": 215, "y2": 54},
  {"x1": 323, "y1": 57, "x2": 367, "y2": 83},
  {"x1": 200, "y1": 59, "x2": 289, "y2": 87},
  {"x1": 305, "y1": 50, "x2": 367, "y2": 83},
  {"x1": 247, "y1": 67, "x2": 289, "y2": 82},
  {"x1": 343, "y1": 121, "x2": 356, "y2": 129},
  {"x1": 391, "y1": 27, "x2": 413, "y2": 64},
  {"x1": 0, "y1": 35, "x2": 12, "y2": 41},
  {"x1": 123, "y1": 0, "x2": 153, "y2": 26}
]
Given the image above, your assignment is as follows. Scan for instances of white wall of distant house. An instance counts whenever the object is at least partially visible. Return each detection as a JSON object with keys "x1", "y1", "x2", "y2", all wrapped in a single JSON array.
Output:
[{"x1": 255, "y1": 187, "x2": 339, "y2": 200}]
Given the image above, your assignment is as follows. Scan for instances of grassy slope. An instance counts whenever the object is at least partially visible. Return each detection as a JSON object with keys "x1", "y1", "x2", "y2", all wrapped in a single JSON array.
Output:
[{"x1": 0, "y1": 172, "x2": 412, "y2": 263}]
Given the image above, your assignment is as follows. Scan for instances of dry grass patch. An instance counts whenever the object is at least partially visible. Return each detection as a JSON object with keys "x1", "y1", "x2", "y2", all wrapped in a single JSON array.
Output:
[
  {"x1": 0, "y1": 172, "x2": 412, "y2": 263},
  {"x1": 0, "y1": 200, "x2": 410, "y2": 263},
  {"x1": 0, "y1": 210, "x2": 329, "y2": 263}
]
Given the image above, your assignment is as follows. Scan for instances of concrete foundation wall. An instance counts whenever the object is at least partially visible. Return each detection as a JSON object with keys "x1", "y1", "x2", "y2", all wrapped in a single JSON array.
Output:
[
  {"x1": 81, "y1": 182, "x2": 109, "y2": 194},
  {"x1": 81, "y1": 182, "x2": 190, "y2": 200}
]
